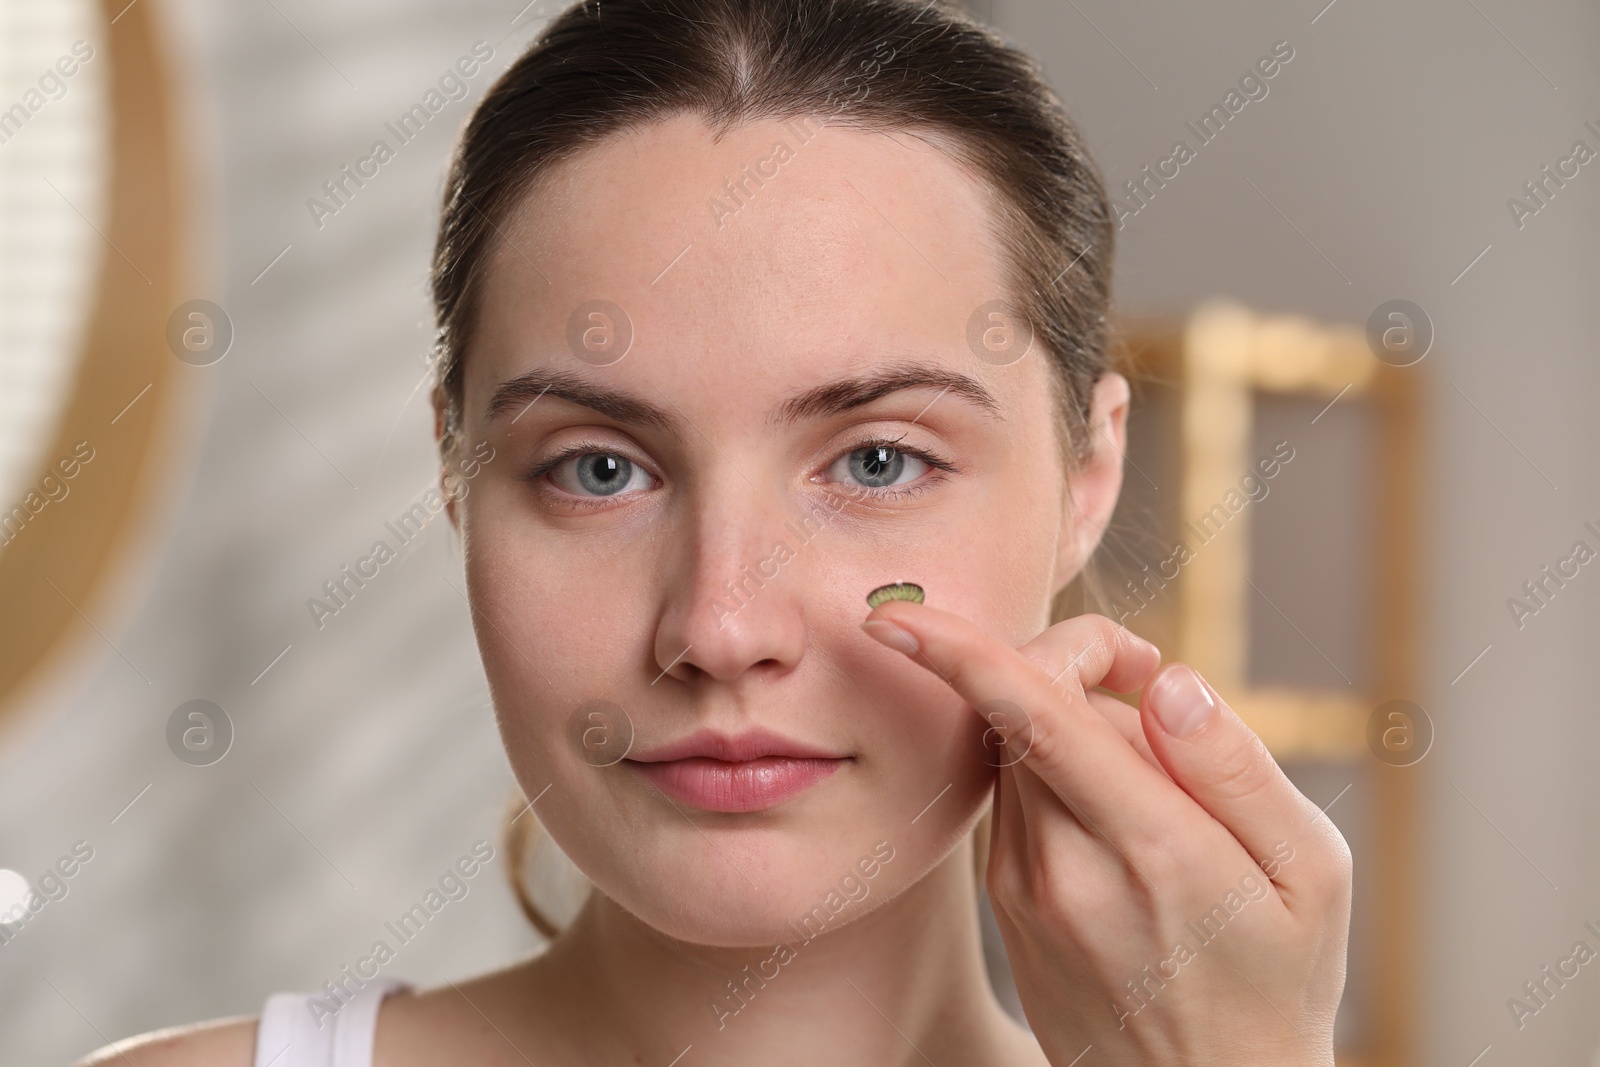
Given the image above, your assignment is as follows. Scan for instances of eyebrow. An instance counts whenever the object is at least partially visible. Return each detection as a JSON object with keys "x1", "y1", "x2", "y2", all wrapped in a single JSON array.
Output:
[
  {"x1": 486, "y1": 367, "x2": 675, "y2": 430},
  {"x1": 484, "y1": 359, "x2": 1002, "y2": 432},
  {"x1": 769, "y1": 359, "x2": 1002, "y2": 427}
]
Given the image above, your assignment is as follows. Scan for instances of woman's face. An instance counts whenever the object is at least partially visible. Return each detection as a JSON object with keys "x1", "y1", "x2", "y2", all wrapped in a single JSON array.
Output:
[{"x1": 447, "y1": 112, "x2": 1121, "y2": 946}]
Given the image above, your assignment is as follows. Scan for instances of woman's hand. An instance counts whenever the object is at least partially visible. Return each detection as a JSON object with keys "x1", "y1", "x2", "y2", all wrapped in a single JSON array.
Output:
[{"x1": 861, "y1": 603, "x2": 1351, "y2": 1066}]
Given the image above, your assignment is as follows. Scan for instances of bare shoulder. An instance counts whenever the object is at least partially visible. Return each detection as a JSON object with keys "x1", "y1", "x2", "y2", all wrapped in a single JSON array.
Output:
[
  {"x1": 68, "y1": 962, "x2": 549, "y2": 1067},
  {"x1": 372, "y1": 962, "x2": 555, "y2": 1065},
  {"x1": 375, "y1": 965, "x2": 533, "y2": 1036},
  {"x1": 72, "y1": 1015, "x2": 257, "y2": 1067}
]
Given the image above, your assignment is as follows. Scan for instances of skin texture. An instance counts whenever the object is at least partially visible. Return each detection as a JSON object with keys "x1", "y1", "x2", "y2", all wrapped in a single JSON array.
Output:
[{"x1": 81, "y1": 112, "x2": 1349, "y2": 1067}]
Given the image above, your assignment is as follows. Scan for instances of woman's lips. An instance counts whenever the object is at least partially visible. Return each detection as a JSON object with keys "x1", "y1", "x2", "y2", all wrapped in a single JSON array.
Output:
[
  {"x1": 624, "y1": 727, "x2": 849, "y2": 812},
  {"x1": 629, "y1": 755, "x2": 845, "y2": 812}
]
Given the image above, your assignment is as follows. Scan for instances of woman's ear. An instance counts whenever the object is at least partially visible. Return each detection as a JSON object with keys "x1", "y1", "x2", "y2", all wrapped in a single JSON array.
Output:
[
  {"x1": 431, "y1": 390, "x2": 461, "y2": 531},
  {"x1": 1053, "y1": 371, "x2": 1131, "y2": 590}
]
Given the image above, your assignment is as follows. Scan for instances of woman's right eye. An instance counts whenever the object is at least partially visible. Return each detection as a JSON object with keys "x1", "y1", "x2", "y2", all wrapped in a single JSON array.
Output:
[{"x1": 545, "y1": 451, "x2": 653, "y2": 499}]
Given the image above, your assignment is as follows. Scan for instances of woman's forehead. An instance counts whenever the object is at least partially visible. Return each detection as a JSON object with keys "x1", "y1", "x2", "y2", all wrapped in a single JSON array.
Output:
[{"x1": 470, "y1": 113, "x2": 1026, "y2": 406}]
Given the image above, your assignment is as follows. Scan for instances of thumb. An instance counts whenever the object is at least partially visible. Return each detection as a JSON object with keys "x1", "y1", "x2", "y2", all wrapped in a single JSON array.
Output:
[{"x1": 1140, "y1": 663, "x2": 1319, "y2": 885}]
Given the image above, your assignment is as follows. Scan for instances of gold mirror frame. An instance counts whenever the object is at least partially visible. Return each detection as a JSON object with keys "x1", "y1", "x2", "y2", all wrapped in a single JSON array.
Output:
[{"x1": 0, "y1": 0, "x2": 188, "y2": 729}]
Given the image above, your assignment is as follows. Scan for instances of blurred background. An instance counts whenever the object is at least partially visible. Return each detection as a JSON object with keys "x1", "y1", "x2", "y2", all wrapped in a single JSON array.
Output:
[{"x1": 0, "y1": 0, "x2": 1596, "y2": 1064}]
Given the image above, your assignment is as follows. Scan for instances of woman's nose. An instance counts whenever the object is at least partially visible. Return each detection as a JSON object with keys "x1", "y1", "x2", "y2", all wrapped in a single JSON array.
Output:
[{"x1": 650, "y1": 496, "x2": 818, "y2": 685}]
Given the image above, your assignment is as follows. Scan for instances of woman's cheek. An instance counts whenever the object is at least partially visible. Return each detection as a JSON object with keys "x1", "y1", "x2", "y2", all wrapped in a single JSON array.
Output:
[
  {"x1": 856, "y1": 656, "x2": 989, "y2": 804},
  {"x1": 464, "y1": 512, "x2": 656, "y2": 786},
  {"x1": 462, "y1": 492, "x2": 593, "y2": 657},
  {"x1": 867, "y1": 706, "x2": 992, "y2": 895},
  {"x1": 461, "y1": 525, "x2": 567, "y2": 762}
]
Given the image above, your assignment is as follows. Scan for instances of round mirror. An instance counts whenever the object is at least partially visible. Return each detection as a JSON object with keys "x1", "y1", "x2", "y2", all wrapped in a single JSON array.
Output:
[{"x1": 0, "y1": 0, "x2": 188, "y2": 733}]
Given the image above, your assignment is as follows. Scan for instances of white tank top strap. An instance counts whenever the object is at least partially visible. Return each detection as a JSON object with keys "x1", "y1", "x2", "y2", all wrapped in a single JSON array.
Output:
[{"x1": 252, "y1": 976, "x2": 412, "y2": 1067}]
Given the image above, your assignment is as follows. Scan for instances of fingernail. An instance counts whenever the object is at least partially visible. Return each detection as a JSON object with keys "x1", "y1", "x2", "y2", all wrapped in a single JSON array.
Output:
[
  {"x1": 862, "y1": 618, "x2": 920, "y2": 656},
  {"x1": 1153, "y1": 665, "x2": 1215, "y2": 737}
]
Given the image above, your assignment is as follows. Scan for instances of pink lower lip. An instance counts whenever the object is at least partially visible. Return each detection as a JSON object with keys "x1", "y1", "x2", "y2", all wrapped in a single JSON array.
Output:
[{"x1": 629, "y1": 756, "x2": 845, "y2": 812}]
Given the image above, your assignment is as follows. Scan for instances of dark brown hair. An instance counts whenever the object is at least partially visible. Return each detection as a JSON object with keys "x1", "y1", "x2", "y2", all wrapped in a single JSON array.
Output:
[{"x1": 431, "y1": 0, "x2": 1119, "y2": 938}]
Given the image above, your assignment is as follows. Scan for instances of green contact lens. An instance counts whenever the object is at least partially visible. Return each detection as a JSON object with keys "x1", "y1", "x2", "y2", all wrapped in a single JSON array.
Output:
[{"x1": 866, "y1": 582, "x2": 925, "y2": 609}]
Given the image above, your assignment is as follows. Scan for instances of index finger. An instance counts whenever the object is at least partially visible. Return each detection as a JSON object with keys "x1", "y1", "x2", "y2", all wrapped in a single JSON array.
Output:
[{"x1": 862, "y1": 600, "x2": 1190, "y2": 845}]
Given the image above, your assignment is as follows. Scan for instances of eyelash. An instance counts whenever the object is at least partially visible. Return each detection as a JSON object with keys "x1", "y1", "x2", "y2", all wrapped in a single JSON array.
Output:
[
  {"x1": 523, "y1": 433, "x2": 958, "y2": 508},
  {"x1": 838, "y1": 433, "x2": 958, "y2": 501},
  {"x1": 522, "y1": 438, "x2": 646, "y2": 512},
  {"x1": 523, "y1": 439, "x2": 631, "y2": 482}
]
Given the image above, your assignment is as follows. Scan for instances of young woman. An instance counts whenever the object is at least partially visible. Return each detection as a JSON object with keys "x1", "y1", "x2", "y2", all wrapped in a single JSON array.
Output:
[{"x1": 87, "y1": 0, "x2": 1351, "y2": 1063}]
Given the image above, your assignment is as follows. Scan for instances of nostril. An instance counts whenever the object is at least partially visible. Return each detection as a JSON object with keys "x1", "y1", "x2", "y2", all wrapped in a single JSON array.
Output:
[{"x1": 663, "y1": 661, "x2": 704, "y2": 683}]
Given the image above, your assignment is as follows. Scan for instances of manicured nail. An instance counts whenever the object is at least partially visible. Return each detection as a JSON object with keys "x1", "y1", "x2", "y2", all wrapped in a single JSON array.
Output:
[
  {"x1": 1152, "y1": 665, "x2": 1215, "y2": 737},
  {"x1": 866, "y1": 581, "x2": 924, "y2": 609},
  {"x1": 861, "y1": 618, "x2": 920, "y2": 656}
]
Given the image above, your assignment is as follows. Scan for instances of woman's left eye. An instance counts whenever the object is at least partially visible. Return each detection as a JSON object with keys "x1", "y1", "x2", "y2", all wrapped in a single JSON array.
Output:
[
  {"x1": 824, "y1": 440, "x2": 952, "y2": 495},
  {"x1": 542, "y1": 450, "x2": 654, "y2": 499}
]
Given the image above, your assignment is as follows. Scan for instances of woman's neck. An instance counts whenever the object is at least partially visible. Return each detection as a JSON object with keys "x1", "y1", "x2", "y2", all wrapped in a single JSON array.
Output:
[{"x1": 519, "y1": 832, "x2": 1040, "y2": 1065}]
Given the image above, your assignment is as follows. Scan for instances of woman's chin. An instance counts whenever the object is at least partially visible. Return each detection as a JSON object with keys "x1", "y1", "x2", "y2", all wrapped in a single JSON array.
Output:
[
  {"x1": 617, "y1": 888, "x2": 879, "y2": 949},
  {"x1": 587, "y1": 839, "x2": 915, "y2": 949}
]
